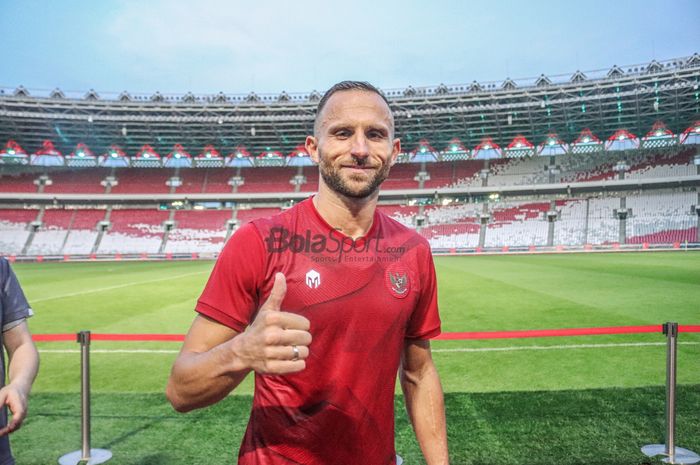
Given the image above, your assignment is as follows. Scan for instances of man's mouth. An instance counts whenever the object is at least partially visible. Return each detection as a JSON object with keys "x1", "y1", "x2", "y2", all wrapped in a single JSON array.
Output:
[{"x1": 341, "y1": 165, "x2": 375, "y2": 171}]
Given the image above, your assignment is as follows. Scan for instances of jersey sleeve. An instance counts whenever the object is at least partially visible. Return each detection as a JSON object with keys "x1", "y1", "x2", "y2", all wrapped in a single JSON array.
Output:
[
  {"x1": 195, "y1": 223, "x2": 267, "y2": 332},
  {"x1": 405, "y1": 244, "x2": 441, "y2": 340},
  {"x1": 0, "y1": 259, "x2": 33, "y2": 331}
]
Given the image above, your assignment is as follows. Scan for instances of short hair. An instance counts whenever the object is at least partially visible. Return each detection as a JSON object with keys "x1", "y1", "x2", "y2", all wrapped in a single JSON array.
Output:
[
  {"x1": 314, "y1": 81, "x2": 393, "y2": 134},
  {"x1": 316, "y1": 81, "x2": 391, "y2": 118}
]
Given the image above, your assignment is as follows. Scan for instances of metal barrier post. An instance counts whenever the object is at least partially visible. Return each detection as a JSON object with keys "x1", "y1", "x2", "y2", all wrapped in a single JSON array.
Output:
[
  {"x1": 59, "y1": 331, "x2": 112, "y2": 465},
  {"x1": 641, "y1": 322, "x2": 699, "y2": 464}
]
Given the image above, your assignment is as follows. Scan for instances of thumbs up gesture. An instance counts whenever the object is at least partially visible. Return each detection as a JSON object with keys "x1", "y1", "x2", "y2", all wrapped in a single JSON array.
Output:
[{"x1": 233, "y1": 273, "x2": 312, "y2": 375}]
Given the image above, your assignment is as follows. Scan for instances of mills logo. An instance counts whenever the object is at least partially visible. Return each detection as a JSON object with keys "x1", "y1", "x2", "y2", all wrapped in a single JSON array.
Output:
[{"x1": 305, "y1": 269, "x2": 321, "y2": 289}]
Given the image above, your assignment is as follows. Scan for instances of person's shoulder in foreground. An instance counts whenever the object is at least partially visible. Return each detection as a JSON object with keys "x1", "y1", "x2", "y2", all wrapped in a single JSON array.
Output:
[{"x1": 0, "y1": 257, "x2": 40, "y2": 465}]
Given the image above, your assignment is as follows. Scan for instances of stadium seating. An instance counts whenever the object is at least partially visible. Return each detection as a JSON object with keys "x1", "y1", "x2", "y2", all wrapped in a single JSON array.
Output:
[
  {"x1": 165, "y1": 209, "x2": 231, "y2": 254},
  {"x1": 201, "y1": 168, "x2": 238, "y2": 193},
  {"x1": 58, "y1": 209, "x2": 105, "y2": 255},
  {"x1": 97, "y1": 209, "x2": 169, "y2": 254},
  {"x1": 420, "y1": 222, "x2": 480, "y2": 249},
  {"x1": 484, "y1": 202, "x2": 550, "y2": 247},
  {"x1": 626, "y1": 190, "x2": 697, "y2": 244},
  {"x1": 42, "y1": 169, "x2": 109, "y2": 194},
  {"x1": 26, "y1": 209, "x2": 75, "y2": 255},
  {"x1": 376, "y1": 204, "x2": 420, "y2": 227},
  {"x1": 381, "y1": 164, "x2": 421, "y2": 190},
  {"x1": 0, "y1": 147, "x2": 696, "y2": 256},
  {"x1": 0, "y1": 209, "x2": 37, "y2": 254},
  {"x1": 236, "y1": 167, "x2": 296, "y2": 193},
  {"x1": 109, "y1": 169, "x2": 175, "y2": 194},
  {"x1": 626, "y1": 150, "x2": 696, "y2": 180},
  {"x1": 0, "y1": 172, "x2": 40, "y2": 193},
  {"x1": 175, "y1": 168, "x2": 209, "y2": 194}
]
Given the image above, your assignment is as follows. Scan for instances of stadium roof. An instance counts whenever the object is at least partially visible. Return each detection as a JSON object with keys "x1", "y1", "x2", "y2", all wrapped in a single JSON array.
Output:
[{"x1": 1, "y1": 55, "x2": 698, "y2": 157}]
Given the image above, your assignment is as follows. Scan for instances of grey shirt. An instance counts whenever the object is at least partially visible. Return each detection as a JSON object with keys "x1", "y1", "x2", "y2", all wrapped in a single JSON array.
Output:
[{"x1": 0, "y1": 258, "x2": 33, "y2": 465}]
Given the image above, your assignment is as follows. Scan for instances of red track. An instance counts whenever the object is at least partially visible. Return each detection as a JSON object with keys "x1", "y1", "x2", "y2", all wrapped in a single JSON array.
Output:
[{"x1": 33, "y1": 325, "x2": 700, "y2": 342}]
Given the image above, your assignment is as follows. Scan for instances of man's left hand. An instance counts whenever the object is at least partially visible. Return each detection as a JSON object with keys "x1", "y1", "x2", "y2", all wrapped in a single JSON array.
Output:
[{"x1": 0, "y1": 383, "x2": 29, "y2": 436}]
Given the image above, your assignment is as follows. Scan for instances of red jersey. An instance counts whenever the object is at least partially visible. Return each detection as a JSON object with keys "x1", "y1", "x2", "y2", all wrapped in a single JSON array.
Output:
[{"x1": 196, "y1": 197, "x2": 440, "y2": 465}]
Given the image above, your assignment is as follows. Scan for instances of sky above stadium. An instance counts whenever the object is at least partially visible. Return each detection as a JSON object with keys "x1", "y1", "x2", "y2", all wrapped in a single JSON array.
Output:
[{"x1": 1, "y1": 0, "x2": 699, "y2": 96}]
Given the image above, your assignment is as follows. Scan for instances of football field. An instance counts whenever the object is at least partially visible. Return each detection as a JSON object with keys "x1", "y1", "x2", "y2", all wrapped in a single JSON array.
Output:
[{"x1": 10, "y1": 252, "x2": 700, "y2": 464}]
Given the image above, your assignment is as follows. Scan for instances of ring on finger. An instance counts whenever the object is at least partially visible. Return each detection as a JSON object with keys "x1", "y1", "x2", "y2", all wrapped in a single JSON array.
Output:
[{"x1": 292, "y1": 345, "x2": 300, "y2": 361}]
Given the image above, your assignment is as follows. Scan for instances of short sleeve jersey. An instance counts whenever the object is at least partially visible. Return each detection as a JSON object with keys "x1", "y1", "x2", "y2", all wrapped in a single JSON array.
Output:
[
  {"x1": 196, "y1": 198, "x2": 441, "y2": 465},
  {"x1": 0, "y1": 258, "x2": 33, "y2": 465}
]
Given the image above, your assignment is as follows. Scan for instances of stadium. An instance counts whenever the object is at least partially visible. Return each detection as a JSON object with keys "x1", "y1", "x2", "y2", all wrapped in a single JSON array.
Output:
[
  {"x1": 1, "y1": 54, "x2": 699, "y2": 465},
  {"x1": 1, "y1": 55, "x2": 700, "y2": 258}
]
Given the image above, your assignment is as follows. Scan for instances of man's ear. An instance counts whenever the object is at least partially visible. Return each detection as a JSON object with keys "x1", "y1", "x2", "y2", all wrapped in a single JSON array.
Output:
[
  {"x1": 389, "y1": 137, "x2": 401, "y2": 166},
  {"x1": 306, "y1": 135, "x2": 320, "y2": 164}
]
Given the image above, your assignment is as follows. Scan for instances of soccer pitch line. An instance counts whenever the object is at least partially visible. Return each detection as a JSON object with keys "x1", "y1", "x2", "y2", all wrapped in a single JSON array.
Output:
[
  {"x1": 37, "y1": 341, "x2": 699, "y2": 355},
  {"x1": 30, "y1": 270, "x2": 209, "y2": 303}
]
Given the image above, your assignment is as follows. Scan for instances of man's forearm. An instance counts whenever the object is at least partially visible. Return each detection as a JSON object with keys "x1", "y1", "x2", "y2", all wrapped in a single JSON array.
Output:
[
  {"x1": 7, "y1": 341, "x2": 39, "y2": 394},
  {"x1": 401, "y1": 362, "x2": 449, "y2": 465},
  {"x1": 166, "y1": 338, "x2": 251, "y2": 412}
]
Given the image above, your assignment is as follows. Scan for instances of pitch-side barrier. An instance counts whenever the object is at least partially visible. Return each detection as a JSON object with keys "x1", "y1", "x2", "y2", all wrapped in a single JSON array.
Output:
[{"x1": 36, "y1": 324, "x2": 699, "y2": 465}]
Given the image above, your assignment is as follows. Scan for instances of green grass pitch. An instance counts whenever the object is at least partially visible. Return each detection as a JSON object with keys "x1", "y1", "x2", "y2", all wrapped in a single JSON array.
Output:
[{"x1": 9, "y1": 252, "x2": 700, "y2": 464}]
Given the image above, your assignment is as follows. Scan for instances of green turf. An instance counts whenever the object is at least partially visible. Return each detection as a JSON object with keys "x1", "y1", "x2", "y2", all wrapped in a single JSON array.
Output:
[
  {"x1": 9, "y1": 252, "x2": 700, "y2": 464},
  {"x1": 13, "y1": 387, "x2": 700, "y2": 465}
]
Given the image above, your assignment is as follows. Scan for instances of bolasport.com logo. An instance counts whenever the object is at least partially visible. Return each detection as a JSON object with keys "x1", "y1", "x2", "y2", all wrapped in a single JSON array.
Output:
[{"x1": 264, "y1": 227, "x2": 405, "y2": 263}]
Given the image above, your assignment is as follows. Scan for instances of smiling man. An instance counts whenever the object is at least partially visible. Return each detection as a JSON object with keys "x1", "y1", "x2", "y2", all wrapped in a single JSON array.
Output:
[{"x1": 167, "y1": 81, "x2": 449, "y2": 465}]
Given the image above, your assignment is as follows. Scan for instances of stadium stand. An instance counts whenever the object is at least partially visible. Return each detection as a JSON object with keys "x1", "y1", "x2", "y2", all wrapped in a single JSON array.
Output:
[
  {"x1": 376, "y1": 204, "x2": 420, "y2": 227},
  {"x1": 42, "y1": 169, "x2": 110, "y2": 194},
  {"x1": 0, "y1": 209, "x2": 37, "y2": 254},
  {"x1": 381, "y1": 164, "x2": 421, "y2": 189},
  {"x1": 109, "y1": 169, "x2": 175, "y2": 194},
  {"x1": 552, "y1": 199, "x2": 589, "y2": 246},
  {"x1": 484, "y1": 202, "x2": 550, "y2": 247},
  {"x1": 97, "y1": 209, "x2": 169, "y2": 254},
  {"x1": 200, "y1": 168, "x2": 237, "y2": 193},
  {"x1": 626, "y1": 190, "x2": 697, "y2": 244},
  {"x1": 236, "y1": 167, "x2": 297, "y2": 193},
  {"x1": 0, "y1": 171, "x2": 40, "y2": 193},
  {"x1": 585, "y1": 197, "x2": 622, "y2": 244},
  {"x1": 1, "y1": 55, "x2": 698, "y2": 257},
  {"x1": 175, "y1": 168, "x2": 209, "y2": 194},
  {"x1": 26, "y1": 209, "x2": 75, "y2": 255},
  {"x1": 62, "y1": 209, "x2": 104, "y2": 255},
  {"x1": 165, "y1": 209, "x2": 231, "y2": 254}
]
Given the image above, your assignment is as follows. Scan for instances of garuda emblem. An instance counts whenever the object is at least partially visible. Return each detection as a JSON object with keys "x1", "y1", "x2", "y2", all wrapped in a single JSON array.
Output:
[{"x1": 386, "y1": 267, "x2": 411, "y2": 299}]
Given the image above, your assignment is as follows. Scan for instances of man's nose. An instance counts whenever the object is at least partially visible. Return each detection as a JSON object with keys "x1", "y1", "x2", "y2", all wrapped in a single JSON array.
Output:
[{"x1": 350, "y1": 133, "x2": 370, "y2": 158}]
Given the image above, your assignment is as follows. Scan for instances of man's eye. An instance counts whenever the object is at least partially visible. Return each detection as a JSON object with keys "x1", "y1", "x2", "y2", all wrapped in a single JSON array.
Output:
[
  {"x1": 335, "y1": 130, "x2": 351, "y2": 138},
  {"x1": 368, "y1": 131, "x2": 384, "y2": 139}
]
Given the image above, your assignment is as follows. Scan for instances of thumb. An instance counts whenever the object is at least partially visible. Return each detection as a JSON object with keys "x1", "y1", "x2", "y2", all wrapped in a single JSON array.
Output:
[{"x1": 262, "y1": 272, "x2": 287, "y2": 311}]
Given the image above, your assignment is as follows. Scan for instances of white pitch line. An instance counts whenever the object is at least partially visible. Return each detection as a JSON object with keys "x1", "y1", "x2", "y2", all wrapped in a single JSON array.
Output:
[
  {"x1": 431, "y1": 342, "x2": 699, "y2": 353},
  {"x1": 30, "y1": 270, "x2": 208, "y2": 303},
  {"x1": 37, "y1": 341, "x2": 699, "y2": 355}
]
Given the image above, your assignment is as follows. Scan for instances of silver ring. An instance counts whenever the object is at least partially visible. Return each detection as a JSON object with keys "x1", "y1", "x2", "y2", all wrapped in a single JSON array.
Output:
[{"x1": 292, "y1": 345, "x2": 300, "y2": 361}]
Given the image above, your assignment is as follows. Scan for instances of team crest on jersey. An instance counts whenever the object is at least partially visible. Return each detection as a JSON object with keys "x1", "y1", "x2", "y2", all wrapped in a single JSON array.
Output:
[{"x1": 386, "y1": 265, "x2": 410, "y2": 299}]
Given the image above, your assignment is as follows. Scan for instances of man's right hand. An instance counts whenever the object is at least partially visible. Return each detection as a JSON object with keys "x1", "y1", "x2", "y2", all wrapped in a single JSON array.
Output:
[{"x1": 231, "y1": 272, "x2": 312, "y2": 374}]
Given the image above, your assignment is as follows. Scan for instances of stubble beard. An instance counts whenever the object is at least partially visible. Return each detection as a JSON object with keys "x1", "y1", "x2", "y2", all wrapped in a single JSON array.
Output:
[{"x1": 318, "y1": 150, "x2": 391, "y2": 199}]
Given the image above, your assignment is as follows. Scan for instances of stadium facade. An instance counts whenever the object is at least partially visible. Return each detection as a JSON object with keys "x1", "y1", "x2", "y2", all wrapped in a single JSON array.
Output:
[{"x1": 0, "y1": 55, "x2": 699, "y2": 259}]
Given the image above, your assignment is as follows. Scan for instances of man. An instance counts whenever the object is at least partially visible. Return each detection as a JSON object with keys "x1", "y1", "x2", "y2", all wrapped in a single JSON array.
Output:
[
  {"x1": 0, "y1": 257, "x2": 40, "y2": 465},
  {"x1": 167, "y1": 81, "x2": 449, "y2": 465}
]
